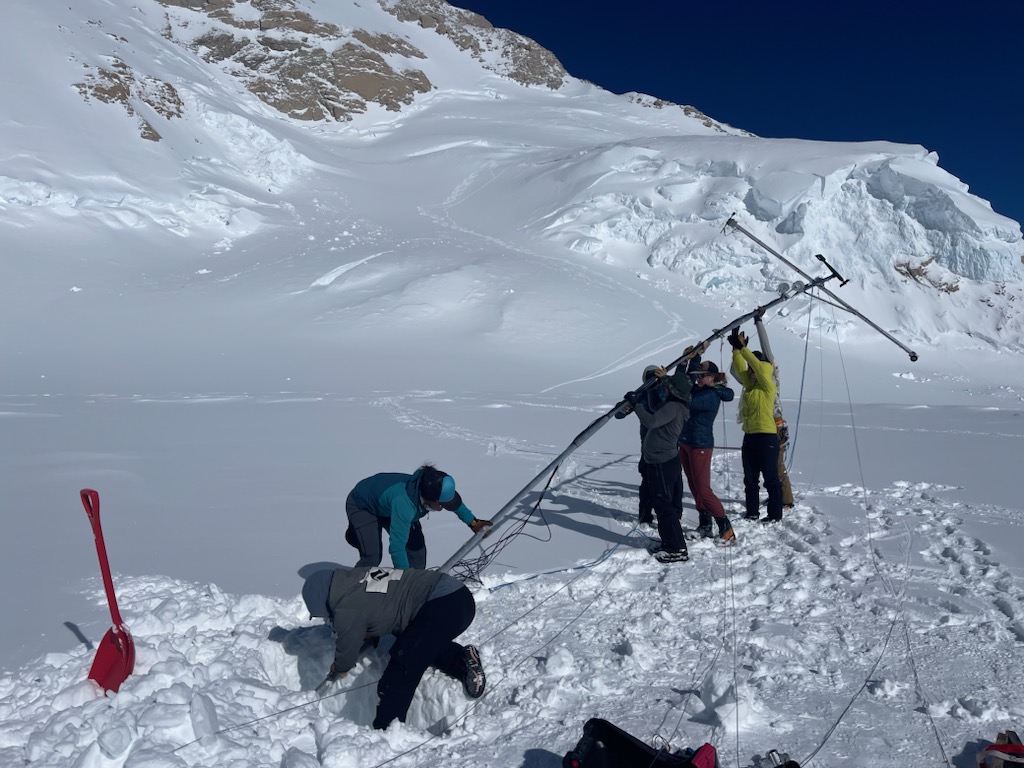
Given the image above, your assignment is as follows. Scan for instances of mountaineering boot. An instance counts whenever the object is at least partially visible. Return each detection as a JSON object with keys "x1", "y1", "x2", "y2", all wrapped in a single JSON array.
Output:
[
  {"x1": 653, "y1": 548, "x2": 689, "y2": 564},
  {"x1": 462, "y1": 645, "x2": 486, "y2": 699},
  {"x1": 716, "y1": 515, "x2": 736, "y2": 545},
  {"x1": 695, "y1": 510, "x2": 714, "y2": 539}
]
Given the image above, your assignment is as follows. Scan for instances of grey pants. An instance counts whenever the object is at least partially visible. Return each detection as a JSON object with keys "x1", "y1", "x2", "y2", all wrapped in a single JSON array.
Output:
[{"x1": 345, "y1": 495, "x2": 427, "y2": 569}]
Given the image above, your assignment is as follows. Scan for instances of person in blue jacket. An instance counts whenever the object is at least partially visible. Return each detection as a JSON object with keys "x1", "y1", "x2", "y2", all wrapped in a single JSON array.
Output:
[
  {"x1": 344, "y1": 465, "x2": 492, "y2": 569},
  {"x1": 678, "y1": 354, "x2": 736, "y2": 543}
]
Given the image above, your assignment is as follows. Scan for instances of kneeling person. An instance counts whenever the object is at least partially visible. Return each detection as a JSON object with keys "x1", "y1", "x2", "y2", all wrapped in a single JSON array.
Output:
[{"x1": 302, "y1": 566, "x2": 486, "y2": 730}]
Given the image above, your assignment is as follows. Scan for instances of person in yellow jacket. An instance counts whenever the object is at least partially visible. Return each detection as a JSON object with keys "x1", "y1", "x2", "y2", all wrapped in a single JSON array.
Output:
[
  {"x1": 751, "y1": 315, "x2": 795, "y2": 510},
  {"x1": 728, "y1": 327, "x2": 784, "y2": 523}
]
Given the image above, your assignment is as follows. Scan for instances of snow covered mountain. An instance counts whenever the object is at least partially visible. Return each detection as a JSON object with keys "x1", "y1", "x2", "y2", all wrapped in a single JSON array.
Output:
[
  {"x1": 5, "y1": 0, "x2": 1022, "y2": 397},
  {"x1": 3, "y1": 2, "x2": 1024, "y2": 767}
]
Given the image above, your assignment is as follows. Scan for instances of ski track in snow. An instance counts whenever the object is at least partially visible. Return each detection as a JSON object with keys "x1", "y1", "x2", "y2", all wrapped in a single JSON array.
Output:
[
  {"x1": 371, "y1": 394, "x2": 560, "y2": 461},
  {"x1": 307, "y1": 250, "x2": 396, "y2": 290},
  {"x1": 417, "y1": 158, "x2": 703, "y2": 392}
]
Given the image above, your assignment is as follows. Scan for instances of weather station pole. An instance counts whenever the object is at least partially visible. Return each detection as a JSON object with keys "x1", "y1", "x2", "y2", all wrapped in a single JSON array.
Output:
[{"x1": 440, "y1": 268, "x2": 844, "y2": 575}]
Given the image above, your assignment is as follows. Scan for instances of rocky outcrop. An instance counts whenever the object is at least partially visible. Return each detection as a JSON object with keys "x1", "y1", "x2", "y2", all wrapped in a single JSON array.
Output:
[
  {"x1": 381, "y1": 0, "x2": 567, "y2": 89},
  {"x1": 625, "y1": 93, "x2": 741, "y2": 135},
  {"x1": 74, "y1": 57, "x2": 184, "y2": 141},
  {"x1": 146, "y1": 0, "x2": 568, "y2": 125},
  {"x1": 170, "y1": 0, "x2": 433, "y2": 121},
  {"x1": 75, "y1": 0, "x2": 713, "y2": 132}
]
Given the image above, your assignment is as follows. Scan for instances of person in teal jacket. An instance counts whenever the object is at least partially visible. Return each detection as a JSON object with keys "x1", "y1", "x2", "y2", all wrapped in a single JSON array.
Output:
[{"x1": 344, "y1": 464, "x2": 492, "y2": 569}]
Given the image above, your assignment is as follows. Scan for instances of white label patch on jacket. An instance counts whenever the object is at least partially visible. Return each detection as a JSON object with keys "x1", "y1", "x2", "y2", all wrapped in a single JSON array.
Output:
[{"x1": 361, "y1": 567, "x2": 404, "y2": 593}]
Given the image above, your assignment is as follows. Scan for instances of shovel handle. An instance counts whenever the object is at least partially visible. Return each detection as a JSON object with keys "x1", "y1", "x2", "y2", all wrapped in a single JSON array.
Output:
[{"x1": 80, "y1": 489, "x2": 125, "y2": 628}]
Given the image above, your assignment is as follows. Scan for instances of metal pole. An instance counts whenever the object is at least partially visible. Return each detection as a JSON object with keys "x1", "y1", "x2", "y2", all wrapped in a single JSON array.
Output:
[{"x1": 440, "y1": 271, "x2": 839, "y2": 574}]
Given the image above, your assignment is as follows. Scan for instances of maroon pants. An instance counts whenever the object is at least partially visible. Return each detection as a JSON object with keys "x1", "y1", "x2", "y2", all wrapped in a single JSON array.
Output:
[{"x1": 678, "y1": 444, "x2": 726, "y2": 519}]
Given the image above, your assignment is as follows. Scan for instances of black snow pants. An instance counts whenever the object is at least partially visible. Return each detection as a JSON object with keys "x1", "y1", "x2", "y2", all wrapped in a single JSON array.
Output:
[{"x1": 373, "y1": 585, "x2": 476, "y2": 729}]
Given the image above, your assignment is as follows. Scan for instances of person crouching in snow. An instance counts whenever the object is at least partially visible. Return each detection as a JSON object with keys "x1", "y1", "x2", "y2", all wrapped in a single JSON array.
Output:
[
  {"x1": 302, "y1": 566, "x2": 486, "y2": 730},
  {"x1": 344, "y1": 464, "x2": 492, "y2": 570}
]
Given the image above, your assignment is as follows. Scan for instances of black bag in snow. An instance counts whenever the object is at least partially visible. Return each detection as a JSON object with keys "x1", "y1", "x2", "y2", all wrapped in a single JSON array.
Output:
[{"x1": 562, "y1": 718, "x2": 718, "y2": 768}]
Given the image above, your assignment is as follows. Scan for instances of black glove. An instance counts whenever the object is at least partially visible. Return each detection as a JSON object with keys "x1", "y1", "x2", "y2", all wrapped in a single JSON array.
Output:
[
  {"x1": 623, "y1": 391, "x2": 640, "y2": 405},
  {"x1": 728, "y1": 328, "x2": 747, "y2": 349},
  {"x1": 615, "y1": 402, "x2": 635, "y2": 419}
]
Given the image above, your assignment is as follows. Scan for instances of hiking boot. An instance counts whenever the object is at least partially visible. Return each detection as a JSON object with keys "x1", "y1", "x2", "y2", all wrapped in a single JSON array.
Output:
[
  {"x1": 653, "y1": 548, "x2": 689, "y2": 563},
  {"x1": 715, "y1": 515, "x2": 735, "y2": 544},
  {"x1": 695, "y1": 524, "x2": 714, "y2": 539},
  {"x1": 743, "y1": 513, "x2": 761, "y2": 521},
  {"x1": 760, "y1": 517, "x2": 782, "y2": 526},
  {"x1": 461, "y1": 645, "x2": 486, "y2": 699}
]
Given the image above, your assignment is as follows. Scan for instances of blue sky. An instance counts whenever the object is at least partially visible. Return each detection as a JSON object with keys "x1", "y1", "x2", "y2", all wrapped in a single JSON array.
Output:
[{"x1": 451, "y1": 1, "x2": 1023, "y2": 229}]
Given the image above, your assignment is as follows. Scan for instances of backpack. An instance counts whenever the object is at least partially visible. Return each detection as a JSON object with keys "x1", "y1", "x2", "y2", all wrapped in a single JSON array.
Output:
[
  {"x1": 562, "y1": 718, "x2": 718, "y2": 768},
  {"x1": 978, "y1": 730, "x2": 1024, "y2": 767}
]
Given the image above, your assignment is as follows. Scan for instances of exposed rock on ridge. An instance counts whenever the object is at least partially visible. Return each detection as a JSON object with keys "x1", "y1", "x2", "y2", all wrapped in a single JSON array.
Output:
[
  {"x1": 163, "y1": 0, "x2": 433, "y2": 121},
  {"x1": 149, "y1": 0, "x2": 570, "y2": 124},
  {"x1": 74, "y1": 56, "x2": 184, "y2": 141},
  {"x1": 74, "y1": 0, "x2": 719, "y2": 135},
  {"x1": 381, "y1": 0, "x2": 567, "y2": 89}
]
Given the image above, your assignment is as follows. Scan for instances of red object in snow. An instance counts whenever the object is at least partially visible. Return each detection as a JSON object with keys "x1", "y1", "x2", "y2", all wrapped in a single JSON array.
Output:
[{"x1": 80, "y1": 489, "x2": 135, "y2": 693}]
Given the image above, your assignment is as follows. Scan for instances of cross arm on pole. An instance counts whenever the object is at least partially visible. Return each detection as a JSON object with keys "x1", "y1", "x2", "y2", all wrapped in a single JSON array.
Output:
[{"x1": 725, "y1": 216, "x2": 918, "y2": 362}]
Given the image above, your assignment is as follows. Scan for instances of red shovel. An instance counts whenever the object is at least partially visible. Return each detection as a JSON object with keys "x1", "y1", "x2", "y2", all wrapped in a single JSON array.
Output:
[{"x1": 80, "y1": 488, "x2": 135, "y2": 693}]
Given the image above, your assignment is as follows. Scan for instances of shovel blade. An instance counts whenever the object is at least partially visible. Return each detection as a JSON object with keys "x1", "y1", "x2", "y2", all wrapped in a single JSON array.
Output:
[{"x1": 88, "y1": 626, "x2": 136, "y2": 693}]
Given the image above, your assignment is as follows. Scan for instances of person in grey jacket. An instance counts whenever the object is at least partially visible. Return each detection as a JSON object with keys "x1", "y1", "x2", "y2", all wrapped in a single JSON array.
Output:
[
  {"x1": 302, "y1": 566, "x2": 486, "y2": 730},
  {"x1": 622, "y1": 367, "x2": 692, "y2": 563},
  {"x1": 616, "y1": 365, "x2": 667, "y2": 526}
]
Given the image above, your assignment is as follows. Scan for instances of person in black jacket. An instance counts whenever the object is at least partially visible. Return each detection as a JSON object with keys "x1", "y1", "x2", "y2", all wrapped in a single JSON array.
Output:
[{"x1": 302, "y1": 566, "x2": 486, "y2": 730}]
